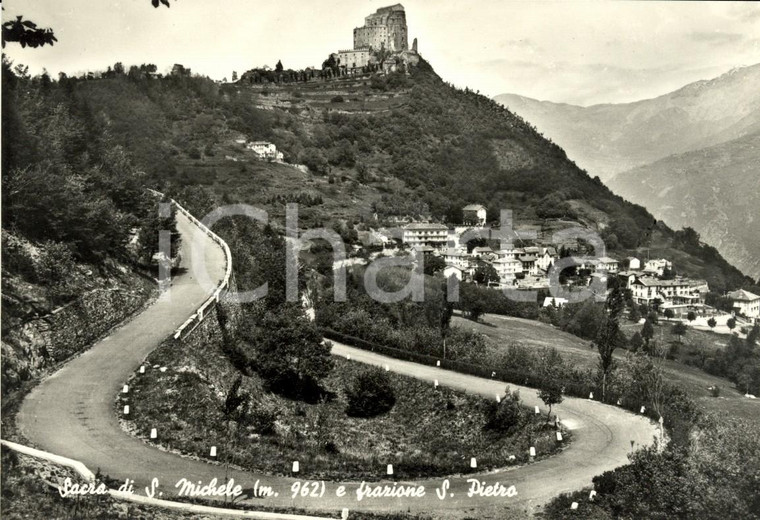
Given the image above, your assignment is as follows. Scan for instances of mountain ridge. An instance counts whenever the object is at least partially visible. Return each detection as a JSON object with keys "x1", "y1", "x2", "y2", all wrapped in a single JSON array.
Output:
[
  {"x1": 608, "y1": 130, "x2": 760, "y2": 281},
  {"x1": 495, "y1": 63, "x2": 760, "y2": 281},
  {"x1": 494, "y1": 63, "x2": 760, "y2": 181}
]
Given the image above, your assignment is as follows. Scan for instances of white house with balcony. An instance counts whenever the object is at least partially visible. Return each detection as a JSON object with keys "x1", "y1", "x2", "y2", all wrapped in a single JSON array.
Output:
[
  {"x1": 402, "y1": 223, "x2": 449, "y2": 250},
  {"x1": 627, "y1": 275, "x2": 705, "y2": 307},
  {"x1": 471, "y1": 246, "x2": 494, "y2": 258},
  {"x1": 728, "y1": 289, "x2": 760, "y2": 319},
  {"x1": 494, "y1": 248, "x2": 517, "y2": 260},
  {"x1": 536, "y1": 247, "x2": 558, "y2": 272},
  {"x1": 443, "y1": 248, "x2": 470, "y2": 270},
  {"x1": 462, "y1": 204, "x2": 487, "y2": 227},
  {"x1": 247, "y1": 141, "x2": 284, "y2": 161},
  {"x1": 596, "y1": 256, "x2": 619, "y2": 273},
  {"x1": 518, "y1": 254, "x2": 539, "y2": 276},
  {"x1": 493, "y1": 257, "x2": 523, "y2": 286},
  {"x1": 644, "y1": 258, "x2": 672, "y2": 277}
]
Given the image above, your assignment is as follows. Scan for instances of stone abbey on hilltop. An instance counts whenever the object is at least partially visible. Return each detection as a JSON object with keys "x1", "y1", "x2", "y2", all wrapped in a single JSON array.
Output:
[
  {"x1": 354, "y1": 4, "x2": 409, "y2": 52},
  {"x1": 237, "y1": 4, "x2": 419, "y2": 83},
  {"x1": 336, "y1": 4, "x2": 419, "y2": 73}
]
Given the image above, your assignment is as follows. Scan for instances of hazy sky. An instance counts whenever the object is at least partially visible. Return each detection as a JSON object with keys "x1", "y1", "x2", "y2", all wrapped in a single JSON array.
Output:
[{"x1": 4, "y1": 1, "x2": 760, "y2": 105}]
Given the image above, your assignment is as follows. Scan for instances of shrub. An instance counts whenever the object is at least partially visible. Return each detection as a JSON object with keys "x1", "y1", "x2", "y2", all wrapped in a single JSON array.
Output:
[
  {"x1": 344, "y1": 368, "x2": 396, "y2": 418},
  {"x1": 331, "y1": 95, "x2": 345, "y2": 103},
  {"x1": 1, "y1": 235, "x2": 37, "y2": 280},
  {"x1": 484, "y1": 386, "x2": 524, "y2": 433},
  {"x1": 249, "y1": 402, "x2": 280, "y2": 435}
]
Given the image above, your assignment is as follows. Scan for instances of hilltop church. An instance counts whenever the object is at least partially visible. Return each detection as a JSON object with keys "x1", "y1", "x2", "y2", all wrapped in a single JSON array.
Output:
[
  {"x1": 354, "y1": 4, "x2": 409, "y2": 52},
  {"x1": 336, "y1": 4, "x2": 419, "y2": 73}
]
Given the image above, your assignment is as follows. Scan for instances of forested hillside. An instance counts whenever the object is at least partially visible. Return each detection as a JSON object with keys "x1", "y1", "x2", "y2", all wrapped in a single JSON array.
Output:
[
  {"x1": 1, "y1": 59, "x2": 178, "y2": 392},
  {"x1": 2, "y1": 56, "x2": 755, "y2": 295}
]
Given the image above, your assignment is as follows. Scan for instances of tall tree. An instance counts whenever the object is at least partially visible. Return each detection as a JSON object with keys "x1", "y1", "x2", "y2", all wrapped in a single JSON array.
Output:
[
  {"x1": 595, "y1": 286, "x2": 628, "y2": 401},
  {"x1": 672, "y1": 322, "x2": 687, "y2": 343},
  {"x1": 252, "y1": 306, "x2": 333, "y2": 401},
  {"x1": 642, "y1": 319, "x2": 655, "y2": 348}
]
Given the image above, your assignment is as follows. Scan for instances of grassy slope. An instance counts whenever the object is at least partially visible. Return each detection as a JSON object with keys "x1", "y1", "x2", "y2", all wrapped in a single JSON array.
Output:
[
  {"x1": 453, "y1": 312, "x2": 760, "y2": 424},
  {"x1": 122, "y1": 331, "x2": 565, "y2": 482}
]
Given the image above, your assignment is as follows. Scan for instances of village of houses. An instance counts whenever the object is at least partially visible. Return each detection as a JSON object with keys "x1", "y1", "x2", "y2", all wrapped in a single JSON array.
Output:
[
  {"x1": 212, "y1": 137, "x2": 760, "y2": 337},
  {"x1": 350, "y1": 203, "x2": 760, "y2": 336}
]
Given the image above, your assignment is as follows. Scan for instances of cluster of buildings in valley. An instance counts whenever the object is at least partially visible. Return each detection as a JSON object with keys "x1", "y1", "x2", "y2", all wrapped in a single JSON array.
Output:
[
  {"x1": 391, "y1": 204, "x2": 618, "y2": 291},
  {"x1": 358, "y1": 203, "x2": 760, "y2": 323}
]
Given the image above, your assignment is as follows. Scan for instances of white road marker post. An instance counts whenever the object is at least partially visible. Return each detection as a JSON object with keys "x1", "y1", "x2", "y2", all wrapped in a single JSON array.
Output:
[
  {"x1": 210, "y1": 446, "x2": 217, "y2": 458},
  {"x1": 534, "y1": 405, "x2": 540, "y2": 414},
  {"x1": 122, "y1": 385, "x2": 129, "y2": 394},
  {"x1": 570, "y1": 502, "x2": 579, "y2": 510},
  {"x1": 589, "y1": 392, "x2": 594, "y2": 400},
  {"x1": 386, "y1": 464, "x2": 393, "y2": 476},
  {"x1": 434, "y1": 379, "x2": 438, "y2": 388},
  {"x1": 529, "y1": 446, "x2": 536, "y2": 458},
  {"x1": 470, "y1": 457, "x2": 477, "y2": 469},
  {"x1": 556, "y1": 432, "x2": 563, "y2": 442},
  {"x1": 123, "y1": 405, "x2": 130, "y2": 415},
  {"x1": 292, "y1": 461, "x2": 300, "y2": 473},
  {"x1": 150, "y1": 428, "x2": 157, "y2": 439},
  {"x1": 341, "y1": 508, "x2": 349, "y2": 520},
  {"x1": 640, "y1": 405, "x2": 646, "y2": 414},
  {"x1": 496, "y1": 394, "x2": 501, "y2": 403},
  {"x1": 589, "y1": 490, "x2": 597, "y2": 501}
]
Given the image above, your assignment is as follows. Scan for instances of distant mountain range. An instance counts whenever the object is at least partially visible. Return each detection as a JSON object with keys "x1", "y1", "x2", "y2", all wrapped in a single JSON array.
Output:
[
  {"x1": 495, "y1": 64, "x2": 760, "y2": 281},
  {"x1": 495, "y1": 64, "x2": 760, "y2": 181},
  {"x1": 608, "y1": 130, "x2": 760, "y2": 282}
]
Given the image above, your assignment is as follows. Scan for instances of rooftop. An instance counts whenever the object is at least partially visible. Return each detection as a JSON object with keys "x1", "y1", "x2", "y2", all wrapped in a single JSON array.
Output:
[
  {"x1": 463, "y1": 204, "x2": 486, "y2": 211},
  {"x1": 728, "y1": 289, "x2": 760, "y2": 301},
  {"x1": 494, "y1": 257, "x2": 522, "y2": 264},
  {"x1": 404, "y1": 223, "x2": 448, "y2": 230}
]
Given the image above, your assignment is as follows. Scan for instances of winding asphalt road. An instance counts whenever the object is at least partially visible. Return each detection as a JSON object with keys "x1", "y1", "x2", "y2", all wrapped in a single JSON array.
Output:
[{"x1": 17, "y1": 212, "x2": 658, "y2": 516}]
